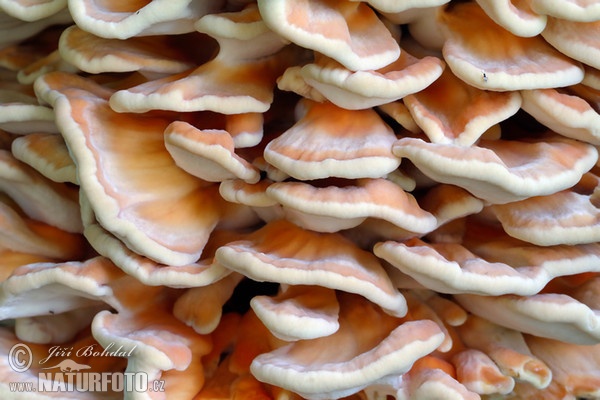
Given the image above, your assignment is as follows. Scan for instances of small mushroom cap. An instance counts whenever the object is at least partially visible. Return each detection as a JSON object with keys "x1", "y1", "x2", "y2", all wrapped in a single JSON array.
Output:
[
  {"x1": 266, "y1": 178, "x2": 438, "y2": 234},
  {"x1": 11, "y1": 133, "x2": 77, "y2": 184},
  {"x1": 452, "y1": 349, "x2": 515, "y2": 395},
  {"x1": 36, "y1": 72, "x2": 223, "y2": 266},
  {"x1": 264, "y1": 101, "x2": 400, "y2": 180},
  {"x1": 397, "y1": 365, "x2": 479, "y2": 400},
  {"x1": 68, "y1": 0, "x2": 224, "y2": 39},
  {"x1": 521, "y1": 87, "x2": 600, "y2": 145},
  {"x1": 492, "y1": 172, "x2": 600, "y2": 245},
  {"x1": 164, "y1": 122, "x2": 260, "y2": 184},
  {"x1": 530, "y1": 0, "x2": 600, "y2": 22},
  {"x1": 251, "y1": 285, "x2": 340, "y2": 341},
  {"x1": 542, "y1": 18, "x2": 600, "y2": 70},
  {"x1": 392, "y1": 136, "x2": 598, "y2": 204},
  {"x1": 457, "y1": 315, "x2": 552, "y2": 389},
  {"x1": 58, "y1": 25, "x2": 197, "y2": 75},
  {"x1": 440, "y1": 2, "x2": 584, "y2": 91},
  {"x1": 173, "y1": 272, "x2": 244, "y2": 335},
  {"x1": 215, "y1": 219, "x2": 408, "y2": 317},
  {"x1": 403, "y1": 68, "x2": 522, "y2": 146},
  {"x1": 298, "y1": 50, "x2": 444, "y2": 110},
  {"x1": 474, "y1": 0, "x2": 547, "y2": 37},
  {"x1": 251, "y1": 294, "x2": 445, "y2": 400},
  {"x1": 0, "y1": 256, "x2": 124, "y2": 321},
  {"x1": 378, "y1": 101, "x2": 421, "y2": 133},
  {"x1": 257, "y1": 0, "x2": 400, "y2": 72},
  {"x1": 219, "y1": 178, "x2": 284, "y2": 223}
]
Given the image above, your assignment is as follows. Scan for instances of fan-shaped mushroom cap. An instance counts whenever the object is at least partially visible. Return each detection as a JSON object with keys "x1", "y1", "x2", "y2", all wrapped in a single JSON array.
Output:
[
  {"x1": 374, "y1": 231, "x2": 600, "y2": 296},
  {"x1": 215, "y1": 220, "x2": 408, "y2": 317},
  {"x1": 521, "y1": 87, "x2": 600, "y2": 145},
  {"x1": 68, "y1": 0, "x2": 224, "y2": 39},
  {"x1": 164, "y1": 121, "x2": 260, "y2": 184},
  {"x1": 0, "y1": 149, "x2": 81, "y2": 233},
  {"x1": 58, "y1": 25, "x2": 197, "y2": 76},
  {"x1": 474, "y1": 0, "x2": 547, "y2": 37},
  {"x1": 0, "y1": 257, "x2": 123, "y2": 327},
  {"x1": 440, "y1": 2, "x2": 584, "y2": 91},
  {"x1": 0, "y1": 0, "x2": 67, "y2": 22},
  {"x1": 392, "y1": 136, "x2": 598, "y2": 204},
  {"x1": 80, "y1": 194, "x2": 233, "y2": 288},
  {"x1": 403, "y1": 69, "x2": 522, "y2": 146},
  {"x1": 257, "y1": 0, "x2": 400, "y2": 72},
  {"x1": 251, "y1": 285, "x2": 340, "y2": 341},
  {"x1": 251, "y1": 293, "x2": 444, "y2": 400},
  {"x1": 542, "y1": 18, "x2": 600, "y2": 70},
  {"x1": 11, "y1": 133, "x2": 77, "y2": 184},
  {"x1": 296, "y1": 50, "x2": 444, "y2": 110},
  {"x1": 454, "y1": 276, "x2": 600, "y2": 345},
  {"x1": 264, "y1": 101, "x2": 400, "y2": 180},
  {"x1": 530, "y1": 0, "x2": 600, "y2": 22},
  {"x1": 108, "y1": 5, "x2": 293, "y2": 114},
  {"x1": 35, "y1": 71, "x2": 225, "y2": 266},
  {"x1": 492, "y1": 172, "x2": 600, "y2": 245},
  {"x1": 266, "y1": 178, "x2": 438, "y2": 234},
  {"x1": 456, "y1": 315, "x2": 552, "y2": 389}
]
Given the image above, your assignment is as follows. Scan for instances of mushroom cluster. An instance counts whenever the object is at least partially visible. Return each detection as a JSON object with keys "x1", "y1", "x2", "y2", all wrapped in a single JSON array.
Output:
[{"x1": 0, "y1": 0, "x2": 599, "y2": 399}]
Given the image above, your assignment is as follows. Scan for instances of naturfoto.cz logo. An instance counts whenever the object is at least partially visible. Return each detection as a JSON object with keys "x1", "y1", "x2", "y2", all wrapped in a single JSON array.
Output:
[{"x1": 7, "y1": 343, "x2": 165, "y2": 394}]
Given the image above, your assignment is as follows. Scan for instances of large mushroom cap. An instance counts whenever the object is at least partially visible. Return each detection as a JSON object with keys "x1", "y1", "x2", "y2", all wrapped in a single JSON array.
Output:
[
  {"x1": 264, "y1": 100, "x2": 400, "y2": 180},
  {"x1": 257, "y1": 0, "x2": 400, "y2": 72},
  {"x1": 35, "y1": 72, "x2": 224, "y2": 266},
  {"x1": 440, "y1": 2, "x2": 585, "y2": 91}
]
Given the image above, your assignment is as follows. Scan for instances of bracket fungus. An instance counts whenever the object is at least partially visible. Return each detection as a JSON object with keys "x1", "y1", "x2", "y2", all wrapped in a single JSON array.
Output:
[
  {"x1": 0, "y1": 1, "x2": 600, "y2": 399},
  {"x1": 264, "y1": 100, "x2": 401, "y2": 180}
]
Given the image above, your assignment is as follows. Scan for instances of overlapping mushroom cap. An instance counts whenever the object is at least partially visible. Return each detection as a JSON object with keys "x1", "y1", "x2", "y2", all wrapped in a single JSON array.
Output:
[{"x1": 0, "y1": 0, "x2": 599, "y2": 399}]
